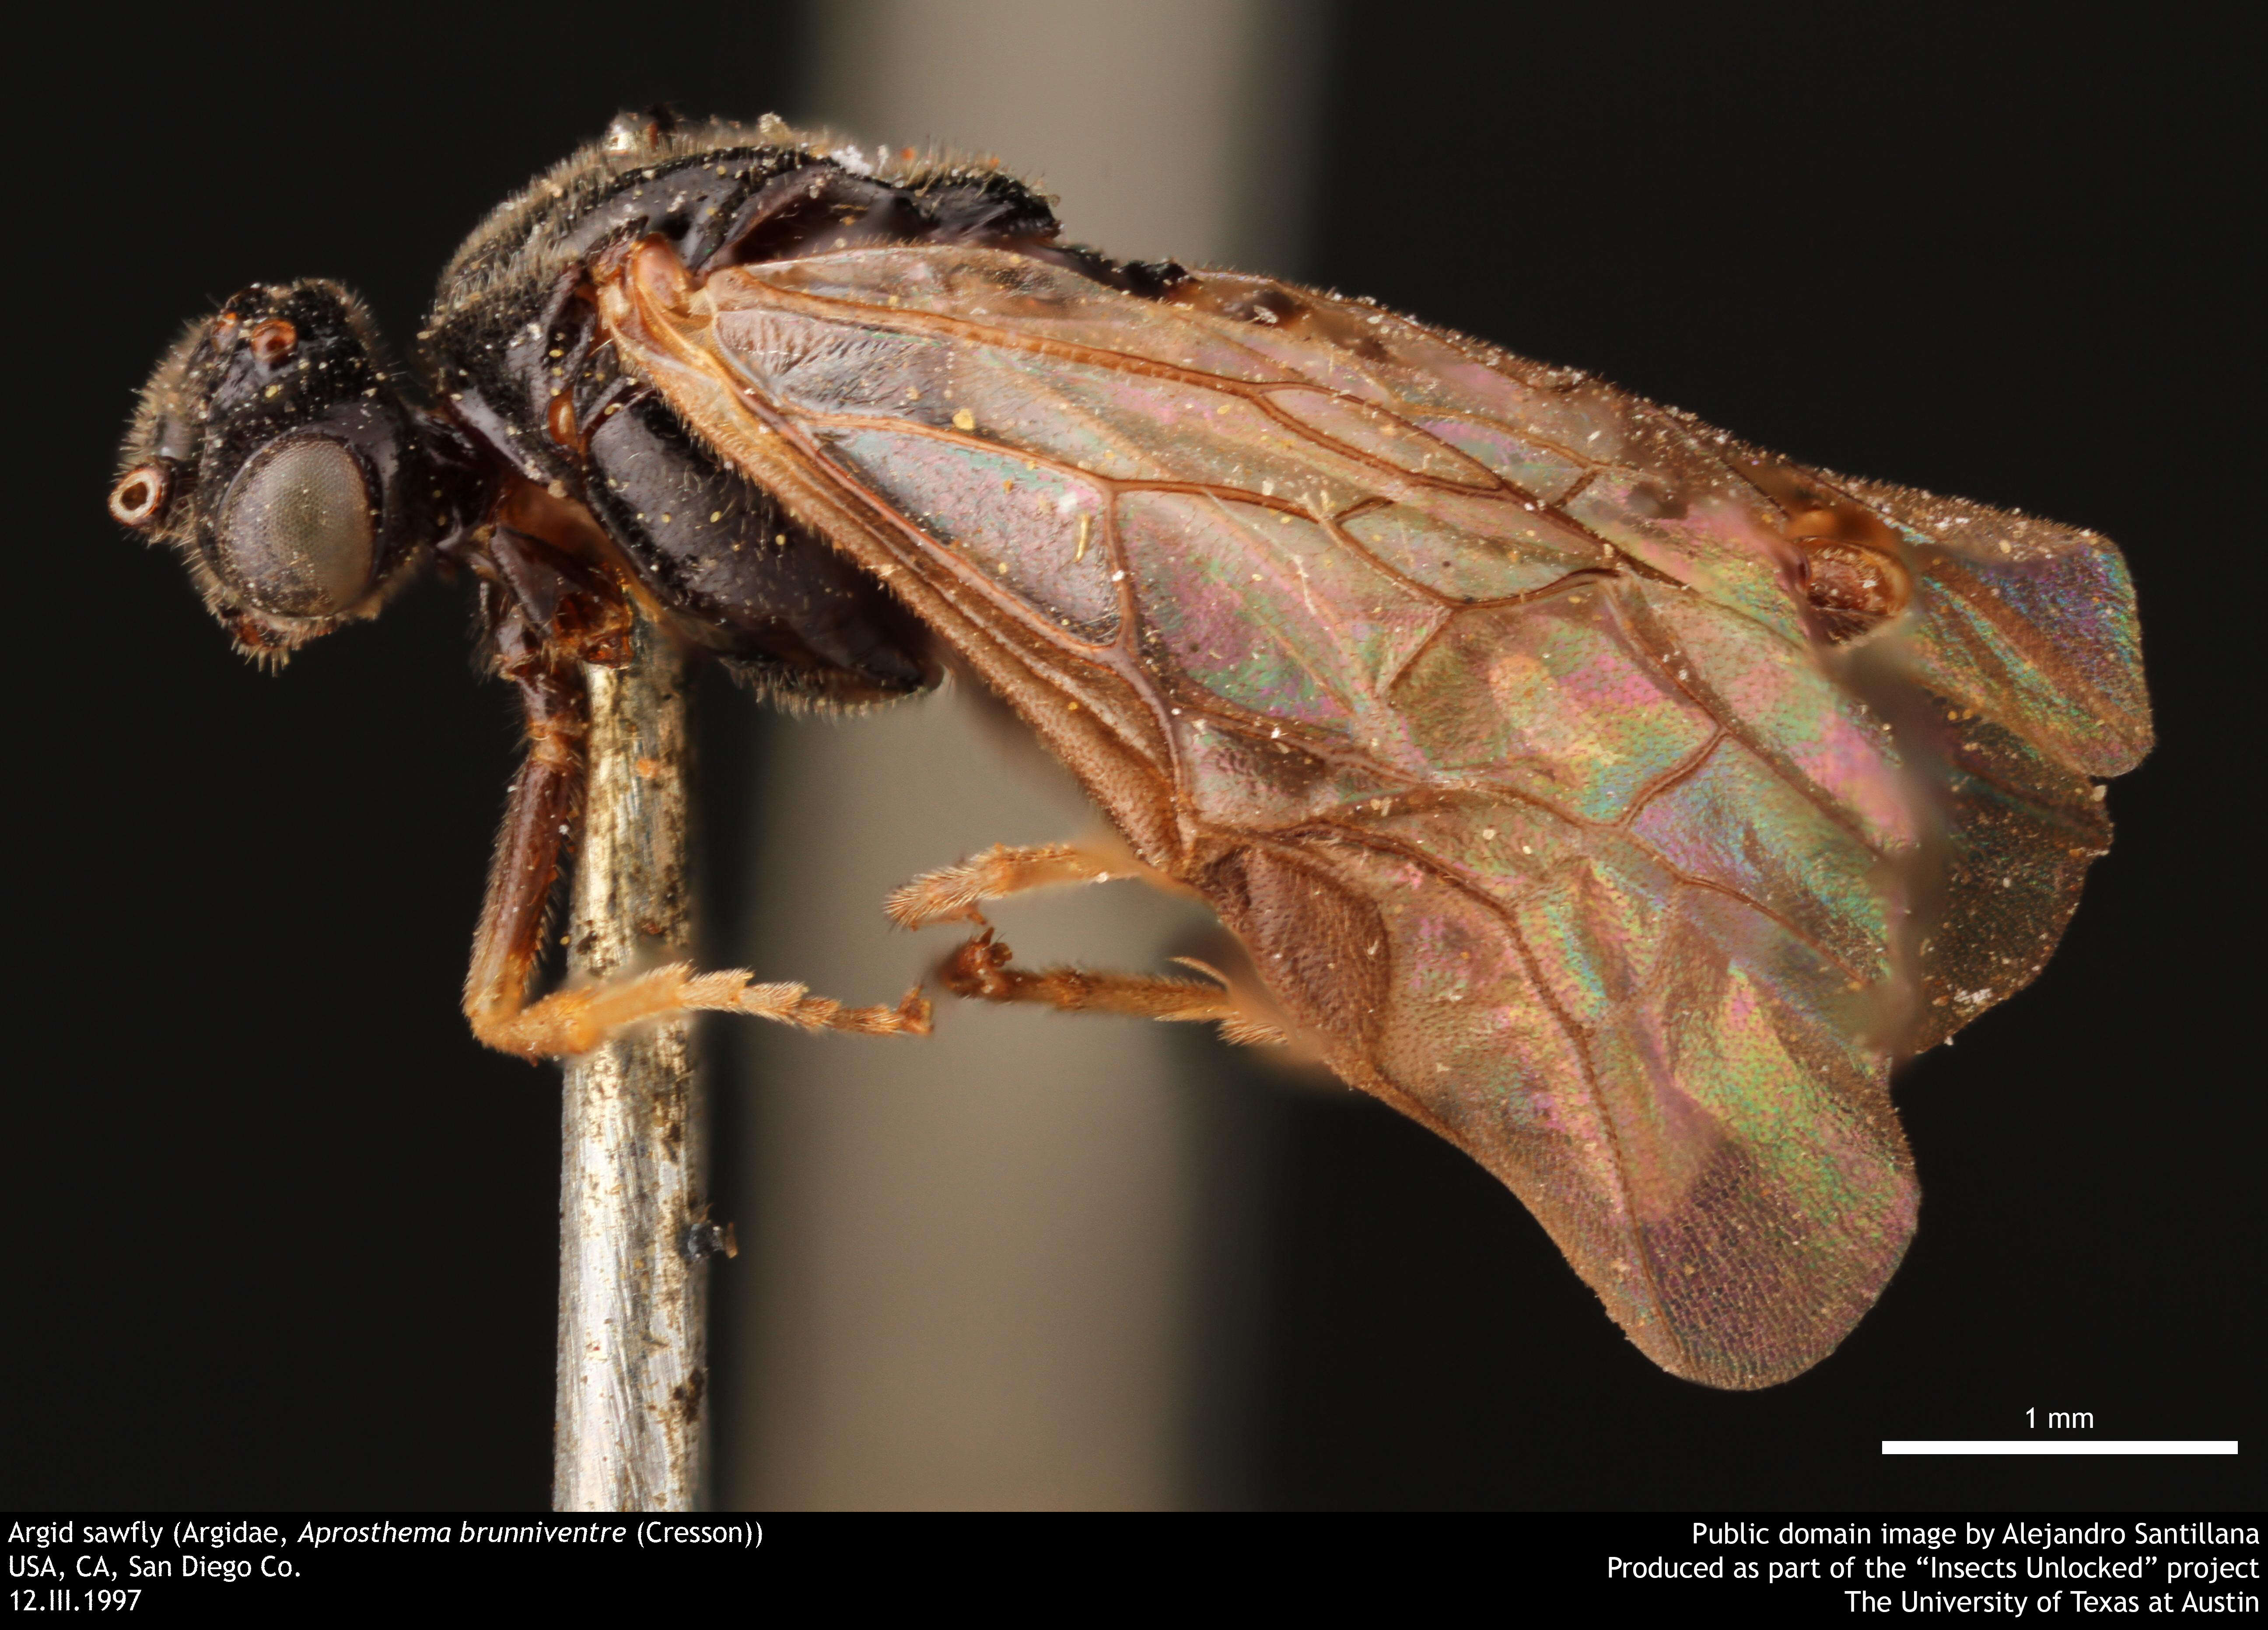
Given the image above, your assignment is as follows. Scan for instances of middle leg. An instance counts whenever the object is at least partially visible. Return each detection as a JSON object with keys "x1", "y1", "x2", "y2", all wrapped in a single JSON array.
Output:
[{"x1": 884, "y1": 840, "x2": 1137, "y2": 930}]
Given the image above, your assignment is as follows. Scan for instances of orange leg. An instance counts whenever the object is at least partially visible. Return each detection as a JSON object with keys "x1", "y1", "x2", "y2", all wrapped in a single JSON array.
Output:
[
  {"x1": 938, "y1": 932, "x2": 1287, "y2": 1047},
  {"x1": 883, "y1": 840, "x2": 1139, "y2": 930},
  {"x1": 890, "y1": 840, "x2": 1287, "y2": 1046},
  {"x1": 462, "y1": 644, "x2": 927, "y2": 1060},
  {"x1": 474, "y1": 961, "x2": 931, "y2": 1059}
]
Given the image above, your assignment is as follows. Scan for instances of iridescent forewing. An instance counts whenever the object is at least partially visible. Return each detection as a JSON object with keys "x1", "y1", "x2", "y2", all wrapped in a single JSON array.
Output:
[
  {"x1": 1803, "y1": 473, "x2": 2149, "y2": 1047},
  {"x1": 598, "y1": 239, "x2": 2149, "y2": 1387}
]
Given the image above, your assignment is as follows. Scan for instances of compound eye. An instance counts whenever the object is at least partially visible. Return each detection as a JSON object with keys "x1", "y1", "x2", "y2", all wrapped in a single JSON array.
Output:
[
  {"x1": 109, "y1": 462, "x2": 172, "y2": 528},
  {"x1": 214, "y1": 435, "x2": 378, "y2": 616}
]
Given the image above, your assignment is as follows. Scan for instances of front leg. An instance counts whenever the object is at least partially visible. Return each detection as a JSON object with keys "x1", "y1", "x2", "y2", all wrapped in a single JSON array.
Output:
[
  {"x1": 460, "y1": 584, "x2": 591, "y2": 1053},
  {"x1": 462, "y1": 560, "x2": 927, "y2": 1059}
]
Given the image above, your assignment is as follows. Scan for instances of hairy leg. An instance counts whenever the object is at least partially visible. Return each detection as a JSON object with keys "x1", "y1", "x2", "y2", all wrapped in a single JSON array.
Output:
[
  {"x1": 889, "y1": 839, "x2": 1286, "y2": 1045},
  {"x1": 934, "y1": 931, "x2": 1288, "y2": 1047},
  {"x1": 883, "y1": 840, "x2": 1134, "y2": 930},
  {"x1": 462, "y1": 591, "x2": 928, "y2": 1060},
  {"x1": 476, "y1": 961, "x2": 932, "y2": 1058},
  {"x1": 462, "y1": 727, "x2": 932, "y2": 1059}
]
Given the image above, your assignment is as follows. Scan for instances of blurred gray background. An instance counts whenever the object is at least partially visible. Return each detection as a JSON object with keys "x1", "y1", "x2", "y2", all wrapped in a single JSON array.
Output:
[{"x1": 730, "y1": 0, "x2": 1324, "y2": 1509}]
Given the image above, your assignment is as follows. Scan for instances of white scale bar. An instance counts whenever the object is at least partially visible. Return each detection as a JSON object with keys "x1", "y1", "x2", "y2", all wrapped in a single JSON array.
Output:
[{"x1": 1882, "y1": 1440, "x2": 2238, "y2": 1456}]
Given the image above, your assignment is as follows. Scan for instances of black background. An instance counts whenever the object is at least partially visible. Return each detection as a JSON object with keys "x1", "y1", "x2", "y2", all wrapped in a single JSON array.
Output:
[{"x1": 8, "y1": 3, "x2": 2254, "y2": 1509}]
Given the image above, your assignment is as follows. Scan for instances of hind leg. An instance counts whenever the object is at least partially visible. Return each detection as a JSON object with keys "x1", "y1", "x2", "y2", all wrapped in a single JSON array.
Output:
[
  {"x1": 935, "y1": 930, "x2": 1287, "y2": 1046},
  {"x1": 887, "y1": 842, "x2": 1286, "y2": 1046}
]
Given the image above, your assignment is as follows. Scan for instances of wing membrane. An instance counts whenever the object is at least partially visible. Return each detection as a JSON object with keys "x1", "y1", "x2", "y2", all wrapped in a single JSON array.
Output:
[{"x1": 601, "y1": 240, "x2": 2147, "y2": 1386}]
